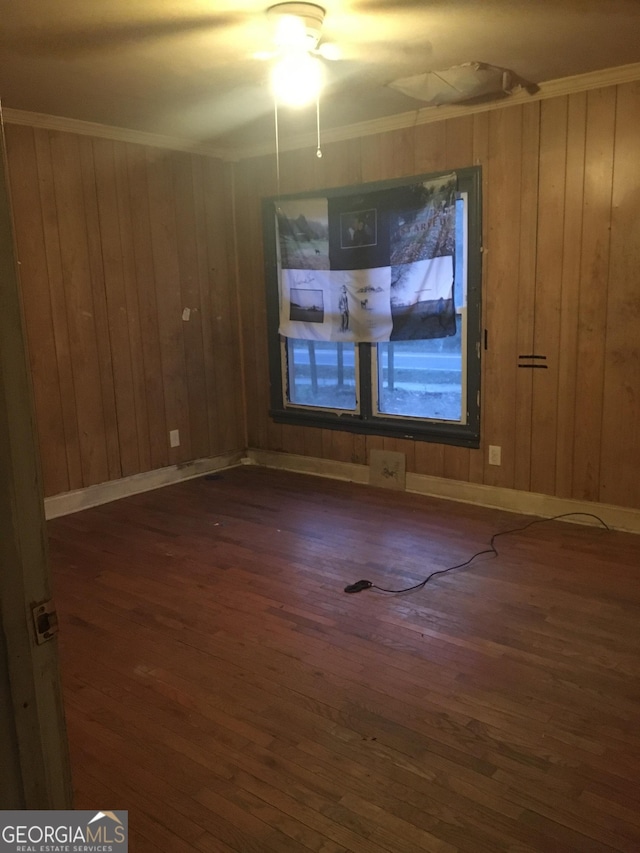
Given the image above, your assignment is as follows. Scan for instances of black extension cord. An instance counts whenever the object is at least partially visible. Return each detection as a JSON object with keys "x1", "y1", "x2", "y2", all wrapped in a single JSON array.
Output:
[{"x1": 343, "y1": 512, "x2": 610, "y2": 595}]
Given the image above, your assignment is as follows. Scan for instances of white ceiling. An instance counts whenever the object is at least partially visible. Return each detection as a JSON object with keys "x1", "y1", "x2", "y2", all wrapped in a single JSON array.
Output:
[{"x1": 2, "y1": 0, "x2": 640, "y2": 150}]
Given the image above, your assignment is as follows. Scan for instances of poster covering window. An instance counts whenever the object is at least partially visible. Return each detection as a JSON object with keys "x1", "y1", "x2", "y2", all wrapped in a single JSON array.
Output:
[{"x1": 276, "y1": 174, "x2": 457, "y2": 343}]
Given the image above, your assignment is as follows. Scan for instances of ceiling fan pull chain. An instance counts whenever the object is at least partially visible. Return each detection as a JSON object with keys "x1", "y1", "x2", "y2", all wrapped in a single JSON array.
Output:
[
  {"x1": 316, "y1": 94, "x2": 322, "y2": 159},
  {"x1": 274, "y1": 97, "x2": 281, "y2": 195}
]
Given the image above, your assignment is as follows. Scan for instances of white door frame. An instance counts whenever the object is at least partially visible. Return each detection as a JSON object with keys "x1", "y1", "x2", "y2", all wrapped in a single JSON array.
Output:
[{"x1": 0, "y1": 110, "x2": 73, "y2": 808}]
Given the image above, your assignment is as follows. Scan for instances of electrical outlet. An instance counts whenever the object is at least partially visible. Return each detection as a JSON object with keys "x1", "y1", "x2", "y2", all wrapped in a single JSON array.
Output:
[
  {"x1": 169, "y1": 429, "x2": 180, "y2": 448},
  {"x1": 488, "y1": 445, "x2": 501, "y2": 466}
]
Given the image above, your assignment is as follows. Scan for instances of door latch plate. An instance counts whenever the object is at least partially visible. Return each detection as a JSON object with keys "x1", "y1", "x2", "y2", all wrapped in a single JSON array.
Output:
[{"x1": 32, "y1": 600, "x2": 59, "y2": 644}]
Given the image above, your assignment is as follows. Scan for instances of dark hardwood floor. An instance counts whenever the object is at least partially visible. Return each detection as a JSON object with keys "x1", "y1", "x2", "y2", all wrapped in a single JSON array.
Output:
[{"x1": 48, "y1": 466, "x2": 640, "y2": 852}]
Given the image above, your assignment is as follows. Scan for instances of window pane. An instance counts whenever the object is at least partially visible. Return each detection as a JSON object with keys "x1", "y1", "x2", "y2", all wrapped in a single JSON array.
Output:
[
  {"x1": 376, "y1": 192, "x2": 466, "y2": 423},
  {"x1": 286, "y1": 339, "x2": 357, "y2": 411},
  {"x1": 454, "y1": 195, "x2": 466, "y2": 309},
  {"x1": 376, "y1": 332, "x2": 463, "y2": 422}
]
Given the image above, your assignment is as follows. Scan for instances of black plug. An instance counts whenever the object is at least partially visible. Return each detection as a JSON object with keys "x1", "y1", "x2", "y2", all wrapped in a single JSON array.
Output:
[{"x1": 344, "y1": 580, "x2": 373, "y2": 594}]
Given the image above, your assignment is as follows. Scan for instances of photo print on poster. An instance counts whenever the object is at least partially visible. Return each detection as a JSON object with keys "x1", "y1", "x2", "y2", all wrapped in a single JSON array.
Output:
[
  {"x1": 389, "y1": 177, "x2": 457, "y2": 339},
  {"x1": 340, "y1": 208, "x2": 377, "y2": 249},
  {"x1": 329, "y1": 192, "x2": 390, "y2": 271},
  {"x1": 276, "y1": 197, "x2": 329, "y2": 271},
  {"x1": 289, "y1": 288, "x2": 324, "y2": 323},
  {"x1": 276, "y1": 173, "x2": 457, "y2": 343}
]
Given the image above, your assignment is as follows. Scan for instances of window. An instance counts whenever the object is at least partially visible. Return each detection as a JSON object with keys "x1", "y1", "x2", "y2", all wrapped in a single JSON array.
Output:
[{"x1": 264, "y1": 167, "x2": 482, "y2": 447}]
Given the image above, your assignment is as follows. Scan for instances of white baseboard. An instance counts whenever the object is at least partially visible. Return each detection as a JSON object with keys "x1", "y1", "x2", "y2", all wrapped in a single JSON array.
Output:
[
  {"x1": 44, "y1": 451, "x2": 244, "y2": 520},
  {"x1": 45, "y1": 447, "x2": 640, "y2": 535},
  {"x1": 245, "y1": 450, "x2": 369, "y2": 485},
  {"x1": 245, "y1": 448, "x2": 640, "y2": 534}
]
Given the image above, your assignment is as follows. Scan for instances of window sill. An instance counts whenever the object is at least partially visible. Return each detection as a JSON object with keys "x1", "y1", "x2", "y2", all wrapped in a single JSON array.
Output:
[{"x1": 269, "y1": 408, "x2": 480, "y2": 448}]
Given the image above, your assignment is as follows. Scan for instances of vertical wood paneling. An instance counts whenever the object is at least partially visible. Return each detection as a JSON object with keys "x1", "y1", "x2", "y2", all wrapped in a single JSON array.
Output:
[
  {"x1": 317, "y1": 137, "x2": 361, "y2": 191},
  {"x1": 6, "y1": 127, "x2": 244, "y2": 496},
  {"x1": 482, "y1": 107, "x2": 523, "y2": 490},
  {"x1": 4, "y1": 126, "x2": 69, "y2": 496},
  {"x1": 391, "y1": 127, "x2": 416, "y2": 179},
  {"x1": 49, "y1": 130, "x2": 110, "y2": 487},
  {"x1": 365, "y1": 433, "x2": 385, "y2": 465},
  {"x1": 414, "y1": 440, "x2": 445, "y2": 478},
  {"x1": 77, "y1": 137, "x2": 122, "y2": 482},
  {"x1": 202, "y1": 157, "x2": 245, "y2": 453},
  {"x1": 599, "y1": 81, "x2": 640, "y2": 508},
  {"x1": 303, "y1": 426, "x2": 325, "y2": 459},
  {"x1": 280, "y1": 424, "x2": 306, "y2": 457},
  {"x1": 33, "y1": 130, "x2": 85, "y2": 492},
  {"x1": 233, "y1": 160, "x2": 262, "y2": 450},
  {"x1": 124, "y1": 143, "x2": 169, "y2": 472},
  {"x1": 322, "y1": 429, "x2": 352, "y2": 464},
  {"x1": 113, "y1": 143, "x2": 152, "y2": 473},
  {"x1": 359, "y1": 133, "x2": 386, "y2": 184},
  {"x1": 346, "y1": 136, "x2": 363, "y2": 187},
  {"x1": 443, "y1": 116, "x2": 474, "y2": 171},
  {"x1": 192, "y1": 155, "x2": 222, "y2": 455},
  {"x1": 172, "y1": 152, "x2": 210, "y2": 461},
  {"x1": 145, "y1": 148, "x2": 193, "y2": 465},
  {"x1": 530, "y1": 97, "x2": 568, "y2": 495},
  {"x1": 241, "y1": 156, "x2": 275, "y2": 451},
  {"x1": 555, "y1": 92, "x2": 587, "y2": 498},
  {"x1": 258, "y1": 157, "x2": 281, "y2": 453},
  {"x1": 413, "y1": 121, "x2": 446, "y2": 175},
  {"x1": 352, "y1": 432, "x2": 367, "y2": 466},
  {"x1": 513, "y1": 102, "x2": 540, "y2": 492},
  {"x1": 93, "y1": 137, "x2": 140, "y2": 476},
  {"x1": 572, "y1": 87, "x2": 616, "y2": 501},
  {"x1": 386, "y1": 436, "x2": 416, "y2": 472}
]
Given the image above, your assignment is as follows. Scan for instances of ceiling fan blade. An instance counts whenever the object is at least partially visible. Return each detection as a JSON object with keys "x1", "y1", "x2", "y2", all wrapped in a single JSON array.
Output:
[
  {"x1": 320, "y1": 35, "x2": 433, "y2": 68},
  {"x1": 3, "y1": 13, "x2": 246, "y2": 57},
  {"x1": 353, "y1": 0, "x2": 442, "y2": 8},
  {"x1": 321, "y1": 9, "x2": 432, "y2": 58},
  {"x1": 316, "y1": 42, "x2": 342, "y2": 61},
  {"x1": 252, "y1": 48, "x2": 280, "y2": 61}
]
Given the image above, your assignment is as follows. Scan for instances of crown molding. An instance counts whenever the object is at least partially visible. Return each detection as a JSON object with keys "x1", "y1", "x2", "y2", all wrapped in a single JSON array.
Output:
[
  {"x1": 1, "y1": 107, "x2": 228, "y2": 160},
  {"x1": 234, "y1": 61, "x2": 640, "y2": 160},
  {"x1": 4, "y1": 61, "x2": 640, "y2": 163}
]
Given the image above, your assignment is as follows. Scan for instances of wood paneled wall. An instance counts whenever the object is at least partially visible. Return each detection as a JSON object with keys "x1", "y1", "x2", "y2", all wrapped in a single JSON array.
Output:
[
  {"x1": 6, "y1": 81, "x2": 640, "y2": 511},
  {"x1": 5, "y1": 126, "x2": 245, "y2": 497},
  {"x1": 233, "y1": 80, "x2": 640, "y2": 511}
]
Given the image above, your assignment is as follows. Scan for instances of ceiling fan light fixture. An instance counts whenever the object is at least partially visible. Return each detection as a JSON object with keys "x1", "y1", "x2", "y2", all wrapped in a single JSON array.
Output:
[
  {"x1": 271, "y1": 51, "x2": 323, "y2": 106},
  {"x1": 317, "y1": 41, "x2": 341, "y2": 61},
  {"x1": 267, "y1": 2, "x2": 326, "y2": 52},
  {"x1": 273, "y1": 13, "x2": 308, "y2": 50}
]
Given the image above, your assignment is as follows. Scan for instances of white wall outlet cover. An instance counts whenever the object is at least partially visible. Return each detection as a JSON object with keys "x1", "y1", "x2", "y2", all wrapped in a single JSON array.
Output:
[
  {"x1": 488, "y1": 445, "x2": 501, "y2": 466},
  {"x1": 369, "y1": 449, "x2": 406, "y2": 490}
]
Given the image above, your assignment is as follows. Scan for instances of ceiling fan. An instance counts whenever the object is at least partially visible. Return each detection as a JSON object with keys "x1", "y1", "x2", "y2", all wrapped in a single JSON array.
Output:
[
  {"x1": 257, "y1": 3, "x2": 342, "y2": 107},
  {"x1": 3, "y1": 1, "x2": 421, "y2": 69},
  {"x1": 259, "y1": 3, "x2": 341, "y2": 61}
]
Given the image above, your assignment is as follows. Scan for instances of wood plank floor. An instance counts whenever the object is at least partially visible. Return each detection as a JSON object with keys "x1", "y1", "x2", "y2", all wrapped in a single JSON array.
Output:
[{"x1": 48, "y1": 466, "x2": 640, "y2": 852}]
